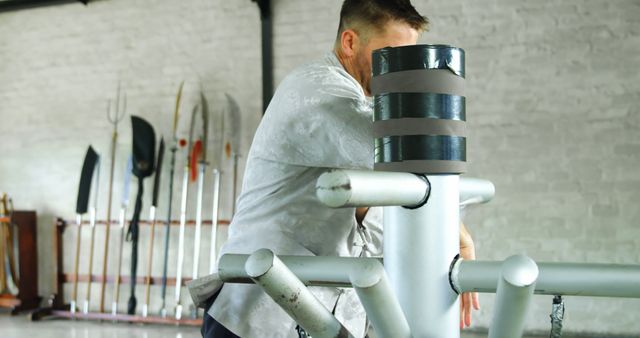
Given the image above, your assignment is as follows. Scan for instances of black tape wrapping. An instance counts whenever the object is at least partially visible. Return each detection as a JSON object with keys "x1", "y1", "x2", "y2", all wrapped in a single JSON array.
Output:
[
  {"x1": 375, "y1": 135, "x2": 466, "y2": 163},
  {"x1": 374, "y1": 92, "x2": 465, "y2": 122}
]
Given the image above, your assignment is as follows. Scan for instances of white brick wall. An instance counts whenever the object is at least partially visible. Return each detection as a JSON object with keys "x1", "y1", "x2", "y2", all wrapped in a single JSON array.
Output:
[{"x1": 1, "y1": 0, "x2": 639, "y2": 335}]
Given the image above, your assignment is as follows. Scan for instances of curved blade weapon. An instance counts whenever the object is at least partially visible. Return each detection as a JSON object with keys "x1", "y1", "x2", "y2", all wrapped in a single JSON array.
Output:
[
  {"x1": 142, "y1": 138, "x2": 165, "y2": 317},
  {"x1": 190, "y1": 92, "x2": 209, "y2": 319},
  {"x1": 111, "y1": 156, "x2": 133, "y2": 315},
  {"x1": 175, "y1": 104, "x2": 198, "y2": 320},
  {"x1": 224, "y1": 94, "x2": 242, "y2": 216},
  {"x1": 127, "y1": 116, "x2": 156, "y2": 315},
  {"x1": 71, "y1": 146, "x2": 99, "y2": 314},
  {"x1": 160, "y1": 81, "x2": 183, "y2": 318},
  {"x1": 209, "y1": 98, "x2": 224, "y2": 275}
]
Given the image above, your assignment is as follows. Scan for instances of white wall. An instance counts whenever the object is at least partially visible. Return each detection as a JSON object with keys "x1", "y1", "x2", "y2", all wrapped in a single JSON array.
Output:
[{"x1": 1, "y1": 0, "x2": 639, "y2": 335}]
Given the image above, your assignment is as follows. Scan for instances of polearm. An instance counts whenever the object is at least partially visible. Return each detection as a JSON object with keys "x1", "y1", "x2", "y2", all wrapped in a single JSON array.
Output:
[
  {"x1": 127, "y1": 116, "x2": 156, "y2": 315},
  {"x1": 208, "y1": 169, "x2": 221, "y2": 274},
  {"x1": 208, "y1": 100, "x2": 224, "y2": 275},
  {"x1": 160, "y1": 81, "x2": 183, "y2": 318},
  {"x1": 175, "y1": 104, "x2": 198, "y2": 320},
  {"x1": 192, "y1": 93, "x2": 209, "y2": 297},
  {"x1": 111, "y1": 156, "x2": 133, "y2": 315},
  {"x1": 189, "y1": 93, "x2": 209, "y2": 318},
  {"x1": 71, "y1": 146, "x2": 99, "y2": 314},
  {"x1": 100, "y1": 88, "x2": 126, "y2": 313},
  {"x1": 224, "y1": 94, "x2": 242, "y2": 216},
  {"x1": 142, "y1": 138, "x2": 165, "y2": 317},
  {"x1": 82, "y1": 150, "x2": 102, "y2": 315}
]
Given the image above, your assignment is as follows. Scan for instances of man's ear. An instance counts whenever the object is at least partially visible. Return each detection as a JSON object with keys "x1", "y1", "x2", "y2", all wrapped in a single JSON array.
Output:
[{"x1": 340, "y1": 29, "x2": 359, "y2": 57}]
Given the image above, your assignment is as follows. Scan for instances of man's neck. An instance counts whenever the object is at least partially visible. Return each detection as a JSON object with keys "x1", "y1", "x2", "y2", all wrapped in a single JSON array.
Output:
[{"x1": 333, "y1": 47, "x2": 367, "y2": 95}]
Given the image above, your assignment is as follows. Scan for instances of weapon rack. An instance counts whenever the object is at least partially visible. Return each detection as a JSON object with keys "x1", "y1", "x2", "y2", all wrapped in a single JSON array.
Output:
[
  {"x1": 0, "y1": 211, "x2": 41, "y2": 314},
  {"x1": 30, "y1": 217, "x2": 229, "y2": 326}
]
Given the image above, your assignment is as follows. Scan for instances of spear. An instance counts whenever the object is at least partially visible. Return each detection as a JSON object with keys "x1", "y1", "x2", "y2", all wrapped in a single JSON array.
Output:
[
  {"x1": 175, "y1": 104, "x2": 198, "y2": 320},
  {"x1": 71, "y1": 146, "x2": 99, "y2": 315},
  {"x1": 190, "y1": 92, "x2": 209, "y2": 319},
  {"x1": 224, "y1": 94, "x2": 242, "y2": 216},
  {"x1": 100, "y1": 86, "x2": 126, "y2": 313},
  {"x1": 111, "y1": 156, "x2": 133, "y2": 316},
  {"x1": 127, "y1": 116, "x2": 156, "y2": 315},
  {"x1": 160, "y1": 81, "x2": 184, "y2": 318},
  {"x1": 142, "y1": 138, "x2": 165, "y2": 317}
]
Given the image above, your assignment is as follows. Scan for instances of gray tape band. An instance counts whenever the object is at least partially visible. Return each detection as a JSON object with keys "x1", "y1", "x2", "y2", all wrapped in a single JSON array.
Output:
[
  {"x1": 371, "y1": 69, "x2": 465, "y2": 97},
  {"x1": 374, "y1": 160, "x2": 467, "y2": 174},
  {"x1": 373, "y1": 118, "x2": 466, "y2": 138},
  {"x1": 375, "y1": 135, "x2": 466, "y2": 162},
  {"x1": 374, "y1": 92, "x2": 465, "y2": 121}
]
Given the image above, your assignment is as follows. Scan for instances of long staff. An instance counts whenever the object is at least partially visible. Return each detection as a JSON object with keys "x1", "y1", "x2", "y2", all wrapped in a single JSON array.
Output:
[
  {"x1": 208, "y1": 100, "x2": 224, "y2": 275},
  {"x1": 191, "y1": 93, "x2": 209, "y2": 318},
  {"x1": 71, "y1": 146, "x2": 99, "y2": 314},
  {"x1": 111, "y1": 156, "x2": 133, "y2": 315},
  {"x1": 208, "y1": 170, "x2": 221, "y2": 275},
  {"x1": 142, "y1": 138, "x2": 165, "y2": 317},
  {"x1": 160, "y1": 82, "x2": 183, "y2": 317},
  {"x1": 100, "y1": 88, "x2": 126, "y2": 312},
  {"x1": 224, "y1": 94, "x2": 242, "y2": 216},
  {"x1": 175, "y1": 104, "x2": 198, "y2": 320},
  {"x1": 82, "y1": 153, "x2": 101, "y2": 315},
  {"x1": 127, "y1": 116, "x2": 156, "y2": 315}
]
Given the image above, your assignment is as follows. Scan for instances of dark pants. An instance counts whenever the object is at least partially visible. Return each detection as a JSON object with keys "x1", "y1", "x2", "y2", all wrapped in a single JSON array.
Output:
[{"x1": 201, "y1": 288, "x2": 240, "y2": 338}]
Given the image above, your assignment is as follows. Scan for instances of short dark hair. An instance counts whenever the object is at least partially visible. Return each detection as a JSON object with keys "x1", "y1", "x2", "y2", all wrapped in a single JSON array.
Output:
[{"x1": 336, "y1": 0, "x2": 429, "y2": 41}]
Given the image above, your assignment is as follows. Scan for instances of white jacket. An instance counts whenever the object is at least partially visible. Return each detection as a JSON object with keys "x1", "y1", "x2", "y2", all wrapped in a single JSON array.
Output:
[{"x1": 208, "y1": 52, "x2": 382, "y2": 338}]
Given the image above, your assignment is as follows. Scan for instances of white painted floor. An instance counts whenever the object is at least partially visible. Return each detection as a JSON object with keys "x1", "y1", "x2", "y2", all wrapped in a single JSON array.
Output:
[{"x1": 0, "y1": 312, "x2": 551, "y2": 338}]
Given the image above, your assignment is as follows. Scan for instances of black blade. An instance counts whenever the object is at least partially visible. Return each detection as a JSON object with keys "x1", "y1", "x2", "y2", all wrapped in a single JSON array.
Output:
[
  {"x1": 128, "y1": 115, "x2": 156, "y2": 315},
  {"x1": 152, "y1": 138, "x2": 165, "y2": 207},
  {"x1": 131, "y1": 116, "x2": 156, "y2": 179},
  {"x1": 76, "y1": 146, "x2": 99, "y2": 214}
]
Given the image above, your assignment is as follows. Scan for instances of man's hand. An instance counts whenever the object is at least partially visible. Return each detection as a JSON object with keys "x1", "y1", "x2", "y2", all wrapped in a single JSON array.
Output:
[{"x1": 460, "y1": 223, "x2": 480, "y2": 329}]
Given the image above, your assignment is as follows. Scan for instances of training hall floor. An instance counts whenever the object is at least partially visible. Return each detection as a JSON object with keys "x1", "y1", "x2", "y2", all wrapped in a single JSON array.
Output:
[{"x1": 0, "y1": 312, "x2": 630, "y2": 338}]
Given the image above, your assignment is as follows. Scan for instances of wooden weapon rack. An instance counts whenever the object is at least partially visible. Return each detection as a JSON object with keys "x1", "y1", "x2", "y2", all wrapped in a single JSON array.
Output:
[
  {"x1": 0, "y1": 211, "x2": 41, "y2": 314},
  {"x1": 30, "y1": 217, "x2": 229, "y2": 326}
]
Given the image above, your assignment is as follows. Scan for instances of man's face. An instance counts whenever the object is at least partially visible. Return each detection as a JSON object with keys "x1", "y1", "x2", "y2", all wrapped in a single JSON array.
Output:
[{"x1": 354, "y1": 21, "x2": 419, "y2": 96}]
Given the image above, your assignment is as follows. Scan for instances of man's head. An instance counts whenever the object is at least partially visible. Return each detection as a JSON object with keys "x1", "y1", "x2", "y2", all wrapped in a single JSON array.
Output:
[{"x1": 334, "y1": 0, "x2": 429, "y2": 96}]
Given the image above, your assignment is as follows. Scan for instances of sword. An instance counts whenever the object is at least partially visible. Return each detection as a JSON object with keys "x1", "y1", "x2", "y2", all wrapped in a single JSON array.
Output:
[
  {"x1": 100, "y1": 87, "x2": 126, "y2": 313},
  {"x1": 111, "y1": 156, "x2": 133, "y2": 315},
  {"x1": 82, "y1": 149, "x2": 101, "y2": 315},
  {"x1": 175, "y1": 104, "x2": 198, "y2": 320},
  {"x1": 160, "y1": 81, "x2": 183, "y2": 318},
  {"x1": 142, "y1": 138, "x2": 165, "y2": 317},
  {"x1": 71, "y1": 146, "x2": 99, "y2": 315}
]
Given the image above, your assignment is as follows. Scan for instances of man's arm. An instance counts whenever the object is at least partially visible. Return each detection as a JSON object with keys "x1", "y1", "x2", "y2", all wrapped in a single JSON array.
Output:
[{"x1": 460, "y1": 222, "x2": 480, "y2": 328}]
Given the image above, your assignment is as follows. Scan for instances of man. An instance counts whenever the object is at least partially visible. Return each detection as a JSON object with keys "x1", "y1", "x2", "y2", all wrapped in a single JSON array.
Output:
[{"x1": 203, "y1": 1, "x2": 478, "y2": 337}]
